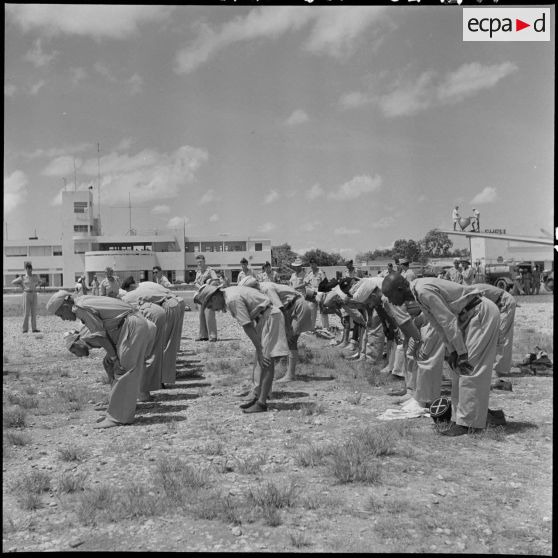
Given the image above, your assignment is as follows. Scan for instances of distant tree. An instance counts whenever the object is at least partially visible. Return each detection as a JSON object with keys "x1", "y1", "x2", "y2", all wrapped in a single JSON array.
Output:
[
  {"x1": 356, "y1": 248, "x2": 394, "y2": 263},
  {"x1": 302, "y1": 249, "x2": 344, "y2": 267},
  {"x1": 392, "y1": 239, "x2": 424, "y2": 263},
  {"x1": 271, "y1": 243, "x2": 298, "y2": 272},
  {"x1": 421, "y1": 229, "x2": 453, "y2": 258}
]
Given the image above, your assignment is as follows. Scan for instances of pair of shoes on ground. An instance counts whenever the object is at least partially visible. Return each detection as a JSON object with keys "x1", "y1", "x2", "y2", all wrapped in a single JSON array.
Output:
[
  {"x1": 239, "y1": 397, "x2": 267, "y2": 413},
  {"x1": 93, "y1": 417, "x2": 122, "y2": 429},
  {"x1": 439, "y1": 422, "x2": 482, "y2": 437}
]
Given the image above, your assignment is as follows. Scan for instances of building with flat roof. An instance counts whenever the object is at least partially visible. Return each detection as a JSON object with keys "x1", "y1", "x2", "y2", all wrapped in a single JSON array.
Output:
[{"x1": 3, "y1": 190, "x2": 271, "y2": 288}]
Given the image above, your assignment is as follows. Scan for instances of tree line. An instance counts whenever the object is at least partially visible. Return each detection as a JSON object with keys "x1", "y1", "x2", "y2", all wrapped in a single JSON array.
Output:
[{"x1": 272, "y1": 229, "x2": 469, "y2": 270}]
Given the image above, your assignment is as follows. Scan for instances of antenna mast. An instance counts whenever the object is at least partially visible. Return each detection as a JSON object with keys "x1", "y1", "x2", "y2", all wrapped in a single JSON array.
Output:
[
  {"x1": 73, "y1": 157, "x2": 77, "y2": 191},
  {"x1": 97, "y1": 143, "x2": 101, "y2": 233}
]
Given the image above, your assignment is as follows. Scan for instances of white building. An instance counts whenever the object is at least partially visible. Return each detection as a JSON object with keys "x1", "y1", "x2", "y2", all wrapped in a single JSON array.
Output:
[{"x1": 3, "y1": 190, "x2": 271, "y2": 288}]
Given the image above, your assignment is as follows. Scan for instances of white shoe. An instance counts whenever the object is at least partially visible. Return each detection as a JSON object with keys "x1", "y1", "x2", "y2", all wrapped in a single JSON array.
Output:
[
  {"x1": 346, "y1": 352, "x2": 361, "y2": 360},
  {"x1": 401, "y1": 397, "x2": 425, "y2": 411},
  {"x1": 380, "y1": 366, "x2": 392, "y2": 374},
  {"x1": 397, "y1": 393, "x2": 413, "y2": 405}
]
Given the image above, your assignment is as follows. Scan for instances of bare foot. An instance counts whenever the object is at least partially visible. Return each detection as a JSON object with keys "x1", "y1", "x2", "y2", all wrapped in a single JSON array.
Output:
[{"x1": 93, "y1": 418, "x2": 121, "y2": 429}]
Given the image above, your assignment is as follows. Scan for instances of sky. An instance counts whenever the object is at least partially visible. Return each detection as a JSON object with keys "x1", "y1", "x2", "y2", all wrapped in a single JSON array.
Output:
[{"x1": 4, "y1": 4, "x2": 555, "y2": 260}]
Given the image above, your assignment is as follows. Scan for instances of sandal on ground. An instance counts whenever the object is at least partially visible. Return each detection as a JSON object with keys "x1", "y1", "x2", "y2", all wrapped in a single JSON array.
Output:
[
  {"x1": 93, "y1": 418, "x2": 121, "y2": 429},
  {"x1": 239, "y1": 397, "x2": 258, "y2": 409},
  {"x1": 242, "y1": 401, "x2": 268, "y2": 414}
]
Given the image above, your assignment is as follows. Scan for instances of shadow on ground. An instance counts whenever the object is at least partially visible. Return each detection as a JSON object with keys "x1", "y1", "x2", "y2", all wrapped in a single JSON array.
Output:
[
  {"x1": 504, "y1": 421, "x2": 540, "y2": 434},
  {"x1": 152, "y1": 392, "x2": 201, "y2": 402},
  {"x1": 269, "y1": 391, "x2": 310, "y2": 400},
  {"x1": 267, "y1": 401, "x2": 316, "y2": 412},
  {"x1": 135, "y1": 403, "x2": 191, "y2": 414},
  {"x1": 133, "y1": 414, "x2": 187, "y2": 425},
  {"x1": 294, "y1": 374, "x2": 335, "y2": 382}
]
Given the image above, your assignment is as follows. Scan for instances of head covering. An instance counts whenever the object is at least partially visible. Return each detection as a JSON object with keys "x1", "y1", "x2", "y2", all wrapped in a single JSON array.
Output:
[
  {"x1": 345, "y1": 260, "x2": 354, "y2": 267},
  {"x1": 387, "y1": 263, "x2": 393, "y2": 268},
  {"x1": 399, "y1": 258, "x2": 409, "y2": 266},
  {"x1": 240, "y1": 257, "x2": 248, "y2": 264},
  {"x1": 238, "y1": 276, "x2": 259, "y2": 289},
  {"x1": 122, "y1": 276, "x2": 136, "y2": 290},
  {"x1": 24, "y1": 261, "x2": 32, "y2": 269},
  {"x1": 291, "y1": 257, "x2": 303, "y2": 267},
  {"x1": 63, "y1": 330, "x2": 80, "y2": 350},
  {"x1": 193, "y1": 284, "x2": 221, "y2": 307},
  {"x1": 264, "y1": 261, "x2": 271, "y2": 268},
  {"x1": 105, "y1": 266, "x2": 114, "y2": 273},
  {"x1": 461, "y1": 259, "x2": 470, "y2": 265},
  {"x1": 46, "y1": 290, "x2": 73, "y2": 314},
  {"x1": 195, "y1": 254, "x2": 205, "y2": 260}
]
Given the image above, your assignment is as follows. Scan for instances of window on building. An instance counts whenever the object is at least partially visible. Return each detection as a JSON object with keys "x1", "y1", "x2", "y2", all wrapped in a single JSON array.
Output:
[
  {"x1": 5, "y1": 246, "x2": 28, "y2": 257},
  {"x1": 255, "y1": 243, "x2": 263, "y2": 252},
  {"x1": 74, "y1": 201, "x2": 88, "y2": 213},
  {"x1": 53, "y1": 246, "x2": 63, "y2": 256},
  {"x1": 73, "y1": 225, "x2": 89, "y2": 233},
  {"x1": 224, "y1": 241, "x2": 247, "y2": 252},
  {"x1": 29, "y1": 246, "x2": 52, "y2": 257}
]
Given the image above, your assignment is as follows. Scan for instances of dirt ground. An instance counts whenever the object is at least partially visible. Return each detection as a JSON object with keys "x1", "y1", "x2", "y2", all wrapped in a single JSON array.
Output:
[{"x1": 2, "y1": 292, "x2": 553, "y2": 554}]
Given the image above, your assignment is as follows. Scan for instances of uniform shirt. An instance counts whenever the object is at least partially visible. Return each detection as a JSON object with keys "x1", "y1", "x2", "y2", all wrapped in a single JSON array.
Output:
[
  {"x1": 121, "y1": 281, "x2": 170, "y2": 306},
  {"x1": 12, "y1": 273, "x2": 42, "y2": 293},
  {"x1": 257, "y1": 269, "x2": 279, "y2": 283},
  {"x1": 155, "y1": 274, "x2": 172, "y2": 288},
  {"x1": 195, "y1": 266, "x2": 219, "y2": 290},
  {"x1": 258, "y1": 282, "x2": 300, "y2": 309},
  {"x1": 237, "y1": 268, "x2": 256, "y2": 284},
  {"x1": 452, "y1": 208, "x2": 459, "y2": 220},
  {"x1": 444, "y1": 267, "x2": 462, "y2": 284},
  {"x1": 304, "y1": 268, "x2": 327, "y2": 291},
  {"x1": 461, "y1": 267, "x2": 475, "y2": 286},
  {"x1": 401, "y1": 268, "x2": 417, "y2": 282},
  {"x1": 349, "y1": 277, "x2": 383, "y2": 305},
  {"x1": 100, "y1": 276, "x2": 121, "y2": 298},
  {"x1": 222, "y1": 286, "x2": 272, "y2": 327},
  {"x1": 409, "y1": 278, "x2": 482, "y2": 356},
  {"x1": 72, "y1": 295, "x2": 136, "y2": 348},
  {"x1": 465, "y1": 283, "x2": 503, "y2": 305},
  {"x1": 289, "y1": 270, "x2": 306, "y2": 293}
]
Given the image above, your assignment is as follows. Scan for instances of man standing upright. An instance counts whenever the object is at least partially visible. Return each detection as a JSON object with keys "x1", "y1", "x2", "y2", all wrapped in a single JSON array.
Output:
[
  {"x1": 11, "y1": 261, "x2": 43, "y2": 333},
  {"x1": 153, "y1": 266, "x2": 172, "y2": 288},
  {"x1": 399, "y1": 259, "x2": 416, "y2": 282},
  {"x1": 452, "y1": 206, "x2": 460, "y2": 231},
  {"x1": 288, "y1": 258, "x2": 306, "y2": 294},
  {"x1": 445, "y1": 259, "x2": 463, "y2": 284},
  {"x1": 258, "y1": 261, "x2": 279, "y2": 283},
  {"x1": 304, "y1": 257, "x2": 329, "y2": 332},
  {"x1": 472, "y1": 208, "x2": 480, "y2": 232},
  {"x1": 382, "y1": 274, "x2": 500, "y2": 436},
  {"x1": 194, "y1": 254, "x2": 220, "y2": 342},
  {"x1": 237, "y1": 257, "x2": 256, "y2": 284},
  {"x1": 100, "y1": 266, "x2": 121, "y2": 298},
  {"x1": 461, "y1": 260, "x2": 475, "y2": 286}
]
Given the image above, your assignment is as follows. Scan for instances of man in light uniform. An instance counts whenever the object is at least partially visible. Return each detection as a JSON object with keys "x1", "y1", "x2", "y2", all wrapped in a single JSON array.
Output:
[
  {"x1": 11, "y1": 261, "x2": 44, "y2": 333},
  {"x1": 382, "y1": 273, "x2": 500, "y2": 436},
  {"x1": 100, "y1": 266, "x2": 121, "y2": 298},
  {"x1": 257, "y1": 261, "x2": 279, "y2": 283},
  {"x1": 452, "y1": 206, "x2": 460, "y2": 231},
  {"x1": 237, "y1": 257, "x2": 256, "y2": 284},
  {"x1": 288, "y1": 257, "x2": 306, "y2": 295},
  {"x1": 467, "y1": 283, "x2": 516, "y2": 379},
  {"x1": 194, "y1": 283, "x2": 289, "y2": 413},
  {"x1": 241, "y1": 277, "x2": 312, "y2": 383},
  {"x1": 471, "y1": 208, "x2": 480, "y2": 232},
  {"x1": 46, "y1": 290, "x2": 156, "y2": 429},
  {"x1": 460, "y1": 259, "x2": 475, "y2": 286},
  {"x1": 444, "y1": 259, "x2": 463, "y2": 284},
  {"x1": 304, "y1": 258, "x2": 330, "y2": 332},
  {"x1": 153, "y1": 265, "x2": 172, "y2": 288},
  {"x1": 399, "y1": 259, "x2": 416, "y2": 282},
  {"x1": 194, "y1": 254, "x2": 220, "y2": 342}
]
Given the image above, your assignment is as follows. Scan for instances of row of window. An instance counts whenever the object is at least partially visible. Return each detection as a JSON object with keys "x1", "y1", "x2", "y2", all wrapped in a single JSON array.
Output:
[
  {"x1": 185, "y1": 242, "x2": 264, "y2": 253},
  {"x1": 5, "y1": 246, "x2": 63, "y2": 257},
  {"x1": 74, "y1": 201, "x2": 88, "y2": 214}
]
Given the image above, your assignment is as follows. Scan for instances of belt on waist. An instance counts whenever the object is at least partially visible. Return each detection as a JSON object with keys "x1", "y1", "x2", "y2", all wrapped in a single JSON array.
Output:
[{"x1": 459, "y1": 296, "x2": 481, "y2": 316}]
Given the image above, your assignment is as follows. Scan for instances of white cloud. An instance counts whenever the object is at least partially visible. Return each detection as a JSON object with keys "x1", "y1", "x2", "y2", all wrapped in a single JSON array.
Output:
[
  {"x1": 471, "y1": 187, "x2": 497, "y2": 204},
  {"x1": 437, "y1": 62, "x2": 518, "y2": 104},
  {"x1": 152, "y1": 205, "x2": 170, "y2": 215},
  {"x1": 263, "y1": 190, "x2": 280, "y2": 204},
  {"x1": 174, "y1": 6, "x2": 387, "y2": 74},
  {"x1": 328, "y1": 174, "x2": 382, "y2": 201},
  {"x1": 334, "y1": 227, "x2": 360, "y2": 235},
  {"x1": 6, "y1": 5, "x2": 173, "y2": 40},
  {"x1": 22, "y1": 143, "x2": 94, "y2": 160},
  {"x1": 115, "y1": 138, "x2": 136, "y2": 152},
  {"x1": 371, "y1": 216, "x2": 395, "y2": 229},
  {"x1": 46, "y1": 145, "x2": 208, "y2": 206},
  {"x1": 5, "y1": 83, "x2": 17, "y2": 97},
  {"x1": 199, "y1": 188, "x2": 218, "y2": 205},
  {"x1": 94, "y1": 62, "x2": 117, "y2": 82},
  {"x1": 300, "y1": 220, "x2": 320, "y2": 232},
  {"x1": 29, "y1": 80, "x2": 46, "y2": 96},
  {"x1": 305, "y1": 183, "x2": 324, "y2": 200},
  {"x1": 70, "y1": 67, "x2": 87, "y2": 86},
  {"x1": 167, "y1": 216, "x2": 188, "y2": 229},
  {"x1": 24, "y1": 39, "x2": 58, "y2": 68},
  {"x1": 259, "y1": 222, "x2": 276, "y2": 233},
  {"x1": 4, "y1": 170, "x2": 29, "y2": 213},
  {"x1": 209, "y1": 214, "x2": 220, "y2": 223},
  {"x1": 342, "y1": 62, "x2": 517, "y2": 118},
  {"x1": 338, "y1": 91, "x2": 371, "y2": 110},
  {"x1": 128, "y1": 73, "x2": 143, "y2": 95},
  {"x1": 284, "y1": 109, "x2": 309, "y2": 126}
]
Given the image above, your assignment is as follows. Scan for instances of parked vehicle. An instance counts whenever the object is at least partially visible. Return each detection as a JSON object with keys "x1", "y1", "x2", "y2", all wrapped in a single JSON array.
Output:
[
  {"x1": 542, "y1": 269, "x2": 554, "y2": 292},
  {"x1": 483, "y1": 263, "x2": 516, "y2": 291}
]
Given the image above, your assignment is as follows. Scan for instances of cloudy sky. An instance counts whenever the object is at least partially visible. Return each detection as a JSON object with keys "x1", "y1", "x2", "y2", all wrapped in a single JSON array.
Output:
[{"x1": 4, "y1": 4, "x2": 555, "y2": 259}]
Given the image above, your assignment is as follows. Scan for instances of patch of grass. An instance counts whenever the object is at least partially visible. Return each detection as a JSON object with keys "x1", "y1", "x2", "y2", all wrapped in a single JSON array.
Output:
[
  {"x1": 57, "y1": 471, "x2": 88, "y2": 494},
  {"x1": 204, "y1": 359, "x2": 243, "y2": 375},
  {"x1": 233, "y1": 453, "x2": 267, "y2": 474},
  {"x1": 115, "y1": 484, "x2": 162, "y2": 520},
  {"x1": 55, "y1": 386, "x2": 89, "y2": 411},
  {"x1": 59, "y1": 368, "x2": 70, "y2": 378},
  {"x1": 191, "y1": 490, "x2": 242, "y2": 525},
  {"x1": 23, "y1": 385, "x2": 38, "y2": 395},
  {"x1": 346, "y1": 392, "x2": 362, "y2": 405},
  {"x1": 294, "y1": 443, "x2": 333, "y2": 468},
  {"x1": 11, "y1": 470, "x2": 52, "y2": 507},
  {"x1": 356, "y1": 424, "x2": 400, "y2": 457},
  {"x1": 5, "y1": 430, "x2": 32, "y2": 446},
  {"x1": 289, "y1": 531, "x2": 313, "y2": 548},
  {"x1": 57, "y1": 443, "x2": 88, "y2": 462},
  {"x1": 328, "y1": 440, "x2": 382, "y2": 484},
  {"x1": 19, "y1": 492, "x2": 43, "y2": 511},
  {"x1": 3, "y1": 405, "x2": 28, "y2": 428},
  {"x1": 156, "y1": 457, "x2": 209, "y2": 505},
  {"x1": 6, "y1": 393, "x2": 39, "y2": 409},
  {"x1": 248, "y1": 479, "x2": 299, "y2": 510},
  {"x1": 201, "y1": 439, "x2": 225, "y2": 456},
  {"x1": 297, "y1": 347, "x2": 315, "y2": 365},
  {"x1": 76, "y1": 484, "x2": 113, "y2": 525},
  {"x1": 300, "y1": 402, "x2": 326, "y2": 416}
]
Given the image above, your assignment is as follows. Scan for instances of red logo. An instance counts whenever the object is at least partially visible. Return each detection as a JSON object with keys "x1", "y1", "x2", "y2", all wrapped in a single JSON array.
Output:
[{"x1": 516, "y1": 19, "x2": 530, "y2": 32}]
